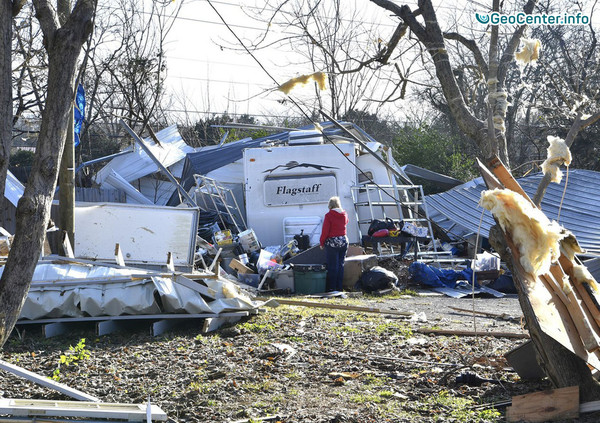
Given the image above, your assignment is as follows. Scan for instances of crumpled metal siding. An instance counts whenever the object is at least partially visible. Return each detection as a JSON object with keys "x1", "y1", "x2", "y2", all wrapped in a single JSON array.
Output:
[
  {"x1": 16, "y1": 263, "x2": 256, "y2": 321},
  {"x1": 94, "y1": 125, "x2": 196, "y2": 186},
  {"x1": 426, "y1": 170, "x2": 600, "y2": 256}
]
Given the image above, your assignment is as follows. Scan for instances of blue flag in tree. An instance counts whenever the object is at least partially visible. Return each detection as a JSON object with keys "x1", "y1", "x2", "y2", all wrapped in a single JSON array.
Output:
[{"x1": 74, "y1": 84, "x2": 85, "y2": 147}]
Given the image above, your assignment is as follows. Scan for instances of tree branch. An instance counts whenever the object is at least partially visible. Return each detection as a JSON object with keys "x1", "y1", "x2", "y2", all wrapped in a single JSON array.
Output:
[
  {"x1": 443, "y1": 32, "x2": 488, "y2": 76},
  {"x1": 372, "y1": 0, "x2": 487, "y2": 154},
  {"x1": 31, "y1": 0, "x2": 60, "y2": 45},
  {"x1": 497, "y1": 0, "x2": 537, "y2": 83}
]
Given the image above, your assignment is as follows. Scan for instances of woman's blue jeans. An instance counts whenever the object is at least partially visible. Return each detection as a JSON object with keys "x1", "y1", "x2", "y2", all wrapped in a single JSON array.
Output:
[{"x1": 325, "y1": 243, "x2": 348, "y2": 292}]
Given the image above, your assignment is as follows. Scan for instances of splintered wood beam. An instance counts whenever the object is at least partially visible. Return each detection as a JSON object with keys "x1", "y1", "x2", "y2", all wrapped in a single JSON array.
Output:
[
  {"x1": 506, "y1": 386, "x2": 579, "y2": 422},
  {"x1": 487, "y1": 156, "x2": 535, "y2": 206},
  {"x1": 549, "y1": 263, "x2": 600, "y2": 353}
]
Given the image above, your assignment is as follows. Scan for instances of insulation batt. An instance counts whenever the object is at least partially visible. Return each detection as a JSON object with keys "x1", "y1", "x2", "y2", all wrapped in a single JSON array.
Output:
[
  {"x1": 278, "y1": 72, "x2": 327, "y2": 94},
  {"x1": 515, "y1": 38, "x2": 541, "y2": 64},
  {"x1": 541, "y1": 136, "x2": 572, "y2": 183},
  {"x1": 572, "y1": 264, "x2": 600, "y2": 292},
  {"x1": 479, "y1": 189, "x2": 567, "y2": 276}
]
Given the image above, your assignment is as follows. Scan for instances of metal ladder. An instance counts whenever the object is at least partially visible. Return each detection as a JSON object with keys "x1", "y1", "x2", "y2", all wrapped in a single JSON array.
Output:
[
  {"x1": 351, "y1": 182, "x2": 438, "y2": 258},
  {"x1": 193, "y1": 175, "x2": 247, "y2": 233}
]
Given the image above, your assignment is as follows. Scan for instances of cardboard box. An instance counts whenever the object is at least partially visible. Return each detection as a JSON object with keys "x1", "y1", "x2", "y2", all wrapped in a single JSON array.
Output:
[{"x1": 343, "y1": 254, "x2": 378, "y2": 289}]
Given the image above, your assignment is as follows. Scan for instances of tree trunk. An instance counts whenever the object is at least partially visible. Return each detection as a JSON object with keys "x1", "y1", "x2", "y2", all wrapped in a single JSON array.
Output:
[
  {"x1": 0, "y1": 0, "x2": 12, "y2": 204},
  {"x1": 0, "y1": 0, "x2": 96, "y2": 348}
]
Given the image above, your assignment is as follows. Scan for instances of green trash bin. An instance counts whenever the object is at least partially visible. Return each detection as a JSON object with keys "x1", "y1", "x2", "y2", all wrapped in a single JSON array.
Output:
[{"x1": 293, "y1": 264, "x2": 327, "y2": 294}]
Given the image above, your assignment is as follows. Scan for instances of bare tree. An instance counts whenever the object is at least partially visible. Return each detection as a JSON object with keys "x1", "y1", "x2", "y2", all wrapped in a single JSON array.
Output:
[
  {"x1": 0, "y1": 0, "x2": 96, "y2": 347},
  {"x1": 0, "y1": 0, "x2": 27, "y2": 204},
  {"x1": 222, "y1": 0, "x2": 418, "y2": 120}
]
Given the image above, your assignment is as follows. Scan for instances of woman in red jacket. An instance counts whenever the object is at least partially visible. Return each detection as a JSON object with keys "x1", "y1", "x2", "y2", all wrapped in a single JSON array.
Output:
[{"x1": 320, "y1": 196, "x2": 349, "y2": 292}]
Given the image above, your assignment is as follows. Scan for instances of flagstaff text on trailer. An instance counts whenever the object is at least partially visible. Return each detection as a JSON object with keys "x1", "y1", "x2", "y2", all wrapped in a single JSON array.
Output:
[{"x1": 276, "y1": 183, "x2": 322, "y2": 196}]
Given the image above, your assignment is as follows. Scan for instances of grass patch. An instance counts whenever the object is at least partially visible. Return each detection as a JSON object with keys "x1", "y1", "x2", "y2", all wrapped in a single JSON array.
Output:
[{"x1": 421, "y1": 390, "x2": 501, "y2": 422}]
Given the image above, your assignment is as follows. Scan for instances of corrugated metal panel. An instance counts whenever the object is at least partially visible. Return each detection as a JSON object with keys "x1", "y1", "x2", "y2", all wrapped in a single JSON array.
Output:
[
  {"x1": 94, "y1": 125, "x2": 195, "y2": 186},
  {"x1": 426, "y1": 169, "x2": 600, "y2": 256},
  {"x1": 75, "y1": 187, "x2": 126, "y2": 203}
]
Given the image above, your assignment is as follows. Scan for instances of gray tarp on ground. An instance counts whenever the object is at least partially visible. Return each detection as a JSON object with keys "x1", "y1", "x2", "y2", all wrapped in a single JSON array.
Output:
[{"x1": 426, "y1": 169, "x2": 600, "y2": 256}]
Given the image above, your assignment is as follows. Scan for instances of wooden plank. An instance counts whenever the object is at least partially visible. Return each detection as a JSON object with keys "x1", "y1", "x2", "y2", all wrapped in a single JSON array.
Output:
[
  {"x1": 0, "y1": 359, "x2": 100, "y2": 402},
  {"x1": 42, "y1": 322, "x2": 71, "y2": 338},
  {"x1": 506, "y1": 386, "x2": 579, "y2": 422},
  {"x1": 114, "y1": 243, "x2": 125, "y2": 267},
  {"x1": 208, "y1": 248, "x2": 222, "y2": 273},
  {"x1": 273, "y1": 298, "x2": 414, "y2": 317},
  {"x1": 0, "y1": 398, "x2": 167, "y2": 421},
  {"x1": 487, "y1": 156, "x2": 535, "y2": 206},
  {"x1": 97, "y1": 320, "x2": 132, "y2": 337},
  {"x1": 475, "y1": 158, "x2": 503, "y2": 190},
  {"x1": 202, "y1": 316, "x2": 242, "y2": 333},
  {"x1": 152, "y1": 319, "x2": 186, "y2": 336},
  {"x1": 559, "y1": 254, "x2": 600, "y2": 327},
  {"x1": 416, "y1": 328, "x2": 529, "y2": 339},
  {"x1": 448, "y1": 306, "x2": 521, "y2": 322},
  {"x1": 166, "y1": 252, "x2": 175, "y2": 272},
  {"x1": 548, "y1": 263, "x2": 600, "y2": 352},
  {"x1": 172, "y1": 275, "x2": 216, "y2": 299}
]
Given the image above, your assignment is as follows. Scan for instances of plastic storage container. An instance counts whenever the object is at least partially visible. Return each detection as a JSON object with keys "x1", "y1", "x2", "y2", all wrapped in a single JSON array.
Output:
[
  {"x1": 214, "y1": 230, "x2": 233, "y2": 246},
  {"x1": 238, "y1": 229, "x2": 260, "y2": 253},
  {"x1": 294, "y1": 266, "x2": 327, "y2": 294},
  {"x1": 272, "y1": 269, "x2": 295, "y2": 293}
]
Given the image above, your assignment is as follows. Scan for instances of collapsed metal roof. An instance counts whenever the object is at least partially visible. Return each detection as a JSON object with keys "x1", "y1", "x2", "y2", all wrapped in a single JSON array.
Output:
[
  {"x1": 94, "y1": 125, "x2": 195, "y2": 186},
  {"x1": 426, "y1": 169, "x2": 600, "y2": 257},
  {"x1": 167, "y1": 121, "x2": 387, "y2": 206}
]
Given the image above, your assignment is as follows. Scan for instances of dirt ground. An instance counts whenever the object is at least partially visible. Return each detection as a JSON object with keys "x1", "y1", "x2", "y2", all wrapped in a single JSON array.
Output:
[{"x1": 0, "y1": 262, "x2": 598, "y2": 423}]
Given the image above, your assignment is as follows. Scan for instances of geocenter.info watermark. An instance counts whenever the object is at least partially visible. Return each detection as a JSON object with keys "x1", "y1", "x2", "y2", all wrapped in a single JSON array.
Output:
[{"x1": 475, "y1": 12, "x2": 589, "y2": 25}]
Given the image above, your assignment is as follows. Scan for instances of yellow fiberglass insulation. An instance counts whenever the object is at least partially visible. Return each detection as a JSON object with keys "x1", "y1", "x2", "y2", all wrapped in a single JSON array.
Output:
[
  {"x1": 561, "y1": 232, "x2": 585, "y2": 260},
  {"x1": 515, "y1": 38, "x2": 541, "y2": 64},
  {"x1": 479, "y1": 188, "x2": 567, "y2": 276},
  {"x1": 278, "y1": 72, "x2": 327, "y2": 94},
  {"x1": 541, "y1": 135, "x2": 572, "y2": 183},
  {"x1": 572, "y1": 264, "x2": 600, "y2": 292}
]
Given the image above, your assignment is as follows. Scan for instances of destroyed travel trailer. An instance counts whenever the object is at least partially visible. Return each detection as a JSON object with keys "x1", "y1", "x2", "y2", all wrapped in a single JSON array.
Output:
[{"x1": 167, "y1": 120, "x2": 437, "y2": 253}]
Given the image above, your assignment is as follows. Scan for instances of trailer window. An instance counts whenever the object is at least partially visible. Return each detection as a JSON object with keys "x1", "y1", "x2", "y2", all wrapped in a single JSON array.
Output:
[
  {"x1": 358, "y1": 171, "x2": 373, "y2": 183},
  {"x1": 264, "y1": 174, "x2": 337, "y2": 206}
]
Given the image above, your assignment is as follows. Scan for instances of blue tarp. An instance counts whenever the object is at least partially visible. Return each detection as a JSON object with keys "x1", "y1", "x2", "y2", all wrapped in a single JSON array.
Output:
[
  {"x1": 408, "y1": 261, "x2": 505, "y2": 298},
  {"x1": 409, "y1": 261, "x2": 474, "y2": 288}
]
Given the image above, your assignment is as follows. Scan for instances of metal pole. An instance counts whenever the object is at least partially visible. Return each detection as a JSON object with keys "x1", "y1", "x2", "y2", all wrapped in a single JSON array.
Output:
[{"x1": 119, "y1": 119, "x2": 198, "y2": 207}]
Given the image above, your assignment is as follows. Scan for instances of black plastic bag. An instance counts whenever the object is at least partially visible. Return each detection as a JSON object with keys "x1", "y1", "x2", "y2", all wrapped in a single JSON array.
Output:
[
  {"x1": 356, "y1": 266, "x2": 398, "y2": 292},
  {"x1": 367, "y1": 218, "x2": 401, "y2": 236}
]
